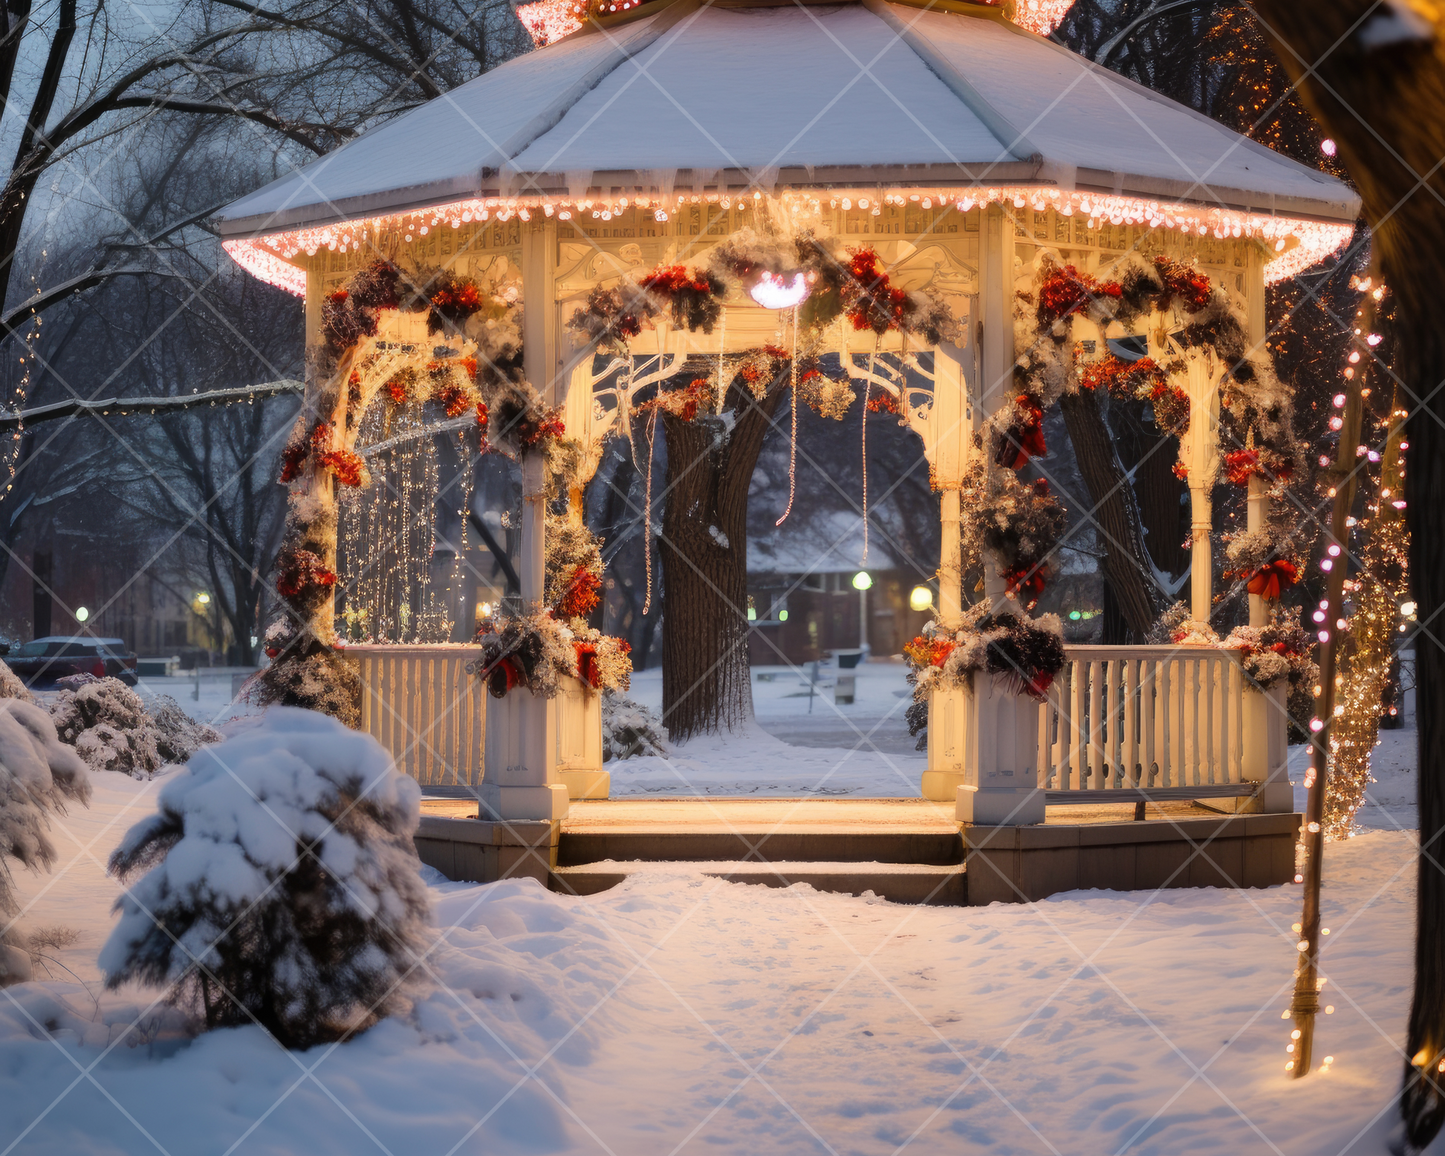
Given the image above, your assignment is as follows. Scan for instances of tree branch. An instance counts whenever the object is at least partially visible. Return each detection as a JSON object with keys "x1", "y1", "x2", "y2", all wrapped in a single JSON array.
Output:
[{"x1": 0, "y1": 379, "x2": 302, "y2": 429}]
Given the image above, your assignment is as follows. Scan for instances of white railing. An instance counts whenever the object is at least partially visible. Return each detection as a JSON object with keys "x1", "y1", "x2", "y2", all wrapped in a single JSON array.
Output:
[
  {"x1": 1038, "y1": 646, "x2": 1283, "y2": 798},
  {"x1": 346, "y1": 645, "x2": 485, "y2": 788}
]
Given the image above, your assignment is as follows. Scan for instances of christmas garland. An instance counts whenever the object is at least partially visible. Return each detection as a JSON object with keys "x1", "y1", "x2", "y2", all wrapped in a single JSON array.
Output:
[
  {"x1": 1012, "y1": 251, "x2": 1302, "y2": 488},
  {"x1": 1223, "y1": 522, "x2": 1308, "y2": 602},
  {"x1": 470, "y1": 610, "x2": 631, "y2": 699},
  {"x1": 958, "y1": 460, "x2": 1065, "y2": 607},
  {"x1": 1153, "y1": 602, "x2": 1318, "y2": 725},
  {"x1": 903, "y1": 606, "x2": 1067, "y2": 749},
  {"x1": 261, "y1": 258, "x2": 561, "y2": 723},
  {"x1": 565, "y1": 228, "x2": 962, "y2": 389},
  {"x1": 471, "y1": 507, "x2": 632, "y2": 700}
]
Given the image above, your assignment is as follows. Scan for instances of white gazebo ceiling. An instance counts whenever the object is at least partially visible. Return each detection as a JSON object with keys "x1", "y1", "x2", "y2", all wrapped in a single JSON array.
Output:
[{"x1": 216, "y1": 0, "x2": 1359, "y2": 290}]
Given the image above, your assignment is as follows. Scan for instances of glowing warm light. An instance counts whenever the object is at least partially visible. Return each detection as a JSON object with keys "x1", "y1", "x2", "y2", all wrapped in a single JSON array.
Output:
[
  {"x1": 517, "y1": 0, "x2": 584, "y2": 47},
  {"x1": 1009, "y1": 0, "x2": 1075, "y2": 35},
  {"x1": 748, "y1": 271, "x2": 811, "y2": 310},
  {"x1": 909, "y1": 585, "x2": 933, "y2": 612},
  {"x1": 223, "y1": 187, "x2": 1356, "y2": 297},
  {"x1": 75, "y1": 607, "x2": 89, "y2": 623},
  {"x1": 1321, "y1": 138, "x2": 1337, "y2": 157},
  {"x1": 852, "y1": 571, "x2": 873, "y2": 591}
]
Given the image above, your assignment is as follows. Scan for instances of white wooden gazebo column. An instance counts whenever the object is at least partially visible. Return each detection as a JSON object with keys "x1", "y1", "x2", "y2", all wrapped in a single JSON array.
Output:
[
  {"x1": 480, "y1": 216, "x2": 571, "y2": 823},
  {"x1": 1238, "y1": 246, "x2": 1292, "y2": 810},
  {"x1": 925, "y1": 205, "x2": 1044, "y2": 825}
]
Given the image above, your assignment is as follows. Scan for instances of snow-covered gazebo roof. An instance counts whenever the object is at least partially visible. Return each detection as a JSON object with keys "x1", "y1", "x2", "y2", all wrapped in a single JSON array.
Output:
[{"x1": 217, "y1": 0, "x2": 1358, "y2": 293}]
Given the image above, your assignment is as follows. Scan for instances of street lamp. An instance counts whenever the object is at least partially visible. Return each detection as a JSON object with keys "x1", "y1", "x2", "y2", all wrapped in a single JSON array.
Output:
[
  {"x1": 851, "y1": 571, "x2": 872, "y2": 654},
  {"x1": 909, "y1": 585, "x2": 933, "y2": 613},
  {"x1": 75, "y1": 606, "x2": 89, "y2": 623}
]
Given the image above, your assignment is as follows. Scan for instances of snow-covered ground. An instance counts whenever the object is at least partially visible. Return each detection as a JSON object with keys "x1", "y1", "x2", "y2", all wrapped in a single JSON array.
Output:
[
  {"x1": 1, "y1": 675, "x2": 1427, "y2": 1155},
  {"x1": 0, "y1": 763, "x2": 1433, "y2": 1156},
  {"x1": 616, "y1": 662, "x2": 929, "y2": 796}
]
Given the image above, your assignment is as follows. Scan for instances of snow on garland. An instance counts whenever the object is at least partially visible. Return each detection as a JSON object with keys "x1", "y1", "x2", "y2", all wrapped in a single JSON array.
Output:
[
  {"x1": 957, "y1": 460, "x2": 1065, "y2": 607},
  {"x1": 1011, "y1": 251, "x2": 1302, "y2": 489},
  {"x1": 565, "y1": 228, "x2": 961, "y2": 419},
  {"x1": 471, "y1": 611, "x2": 631, "y2": 699},
  {"x1": 261, "y1": 258, "x2": 565, "y2": 723},
  {"x1": 903, "y1": 607, "x2": 1067, "y2": 750},
  {"x1": 1152, "y1": 601, "x2": 1318, "y2": 730}
]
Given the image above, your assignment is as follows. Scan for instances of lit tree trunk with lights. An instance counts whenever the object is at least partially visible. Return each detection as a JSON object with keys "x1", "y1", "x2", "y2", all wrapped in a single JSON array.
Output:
[{"x1": 1248, "y1": 5, "x2": 1445, "y2": 1148}]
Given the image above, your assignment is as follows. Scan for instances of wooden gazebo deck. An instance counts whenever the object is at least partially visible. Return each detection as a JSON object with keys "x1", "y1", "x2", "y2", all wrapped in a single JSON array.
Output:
[{"x1": 415, "y1": 797, "x2": 1299, "y2": 905}]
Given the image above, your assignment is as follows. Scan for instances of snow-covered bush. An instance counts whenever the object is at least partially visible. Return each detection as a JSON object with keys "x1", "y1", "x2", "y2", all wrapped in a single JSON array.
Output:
[
  {"x1": 252, "y1": 647, "x2": 362, "y2": 730},
  {"x1": 601, "y1": 690, "x2": 668, "y2": 761},
  {"x1": 0, "y1": 700, "x2": 89, "y2": 986},
  {"x1": 0, "y1": 658, "x2": 35, "y2": 704},
  {"x1": 49, "y1": 676, "x2": 163, "y2": 778},
  {"x1": 148, "y1": 695, "x2": 224, "y2": 764},
  {"x1": 101, "y1": 707, "x2": 430, "y2": 1048},
  {"x1": 47, "y1": 678, "x2": 221, "y2": 778}
]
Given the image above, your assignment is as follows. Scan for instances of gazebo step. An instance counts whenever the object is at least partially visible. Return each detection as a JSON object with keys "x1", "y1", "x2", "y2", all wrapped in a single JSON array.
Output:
[
  {"x1": 550, "y1": 860, "x2": 966, "y2": 906},
  {"x1": 557, "y1": 828, "x2": 964, "y2": 867}
]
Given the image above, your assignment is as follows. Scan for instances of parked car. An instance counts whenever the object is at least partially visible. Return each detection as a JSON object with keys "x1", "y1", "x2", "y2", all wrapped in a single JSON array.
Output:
[{"x1": 6, "y1": 637, "x2": 139, "y2": 686}]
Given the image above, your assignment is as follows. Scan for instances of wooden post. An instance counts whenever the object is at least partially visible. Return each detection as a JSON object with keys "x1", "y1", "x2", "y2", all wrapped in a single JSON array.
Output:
[
  {"x1": 930, "y1": 341, "x2": 972, "y2": 630},
  {"x1": 301, "y1": 265, "x2": 340, "y2": 640},
  {"x1": 481, "y1": 216, "x2": 570, "y2": 823},
  {"x1": 977, "y1": 205, "x2": 1013, "y2": 604},
  {"x1": 926, "y1": 207, "x2": 1042, "y2": 824}
]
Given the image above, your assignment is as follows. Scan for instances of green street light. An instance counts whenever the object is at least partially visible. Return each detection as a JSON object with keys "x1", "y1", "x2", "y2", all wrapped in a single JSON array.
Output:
[{"x1": 852, "y1": 571, "x2": 873, "y2": 591}]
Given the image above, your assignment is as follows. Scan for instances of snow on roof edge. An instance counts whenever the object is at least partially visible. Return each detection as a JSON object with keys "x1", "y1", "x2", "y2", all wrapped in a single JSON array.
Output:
[{"x1": 222, "y1": 183, "x2": 1356, "y2": 298}]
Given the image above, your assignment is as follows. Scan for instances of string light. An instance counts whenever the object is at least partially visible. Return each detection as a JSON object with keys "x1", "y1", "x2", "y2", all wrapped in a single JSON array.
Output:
[
  {"x1": 338, "y1": 400, "x2": 465, "y2": 643},
  {"x1": 223, "y1": 189, "x2": 1353, "y2": 297},
  {"x1": 775, "y1": 306, "x2": 800, "y2": 527}
]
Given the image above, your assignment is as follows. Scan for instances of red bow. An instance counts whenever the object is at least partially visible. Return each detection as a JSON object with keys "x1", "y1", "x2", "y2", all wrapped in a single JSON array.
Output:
[
  {"x1": 1004, "y1": 566, "x2": 1047, "y2": 608},
  {"x1": 574, "y1": 643, "x2": 601, "y2": 688},
  {"x1": 1247, "y1": 559, "x2": 1299, "y2": 601},
  {"x1": 486, "y1": 656, "x2": 524, "y2": 699},
  {"x1": 997, "y1": 395, "x2": 1046, "y2": 469}
]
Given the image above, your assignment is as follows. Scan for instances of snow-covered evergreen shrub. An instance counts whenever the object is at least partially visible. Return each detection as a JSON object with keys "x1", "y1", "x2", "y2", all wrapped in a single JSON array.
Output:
[
  {"x1": 101, "y1": 707, "x2": 430, "y2": 1048},
  {"x1": 148, "y1": 695, "x2": 224, "y2": 764},
  {"x1": 251, "y1": 649, "x2": 361, "y2": 730},
  {"x1": 0, "y1": 658, "x2": 35, "y2": 704},
  {"x1": 49, "y1": 676, "x2": 162, "y2": 778},
  {"x1": 601, "y1": 690, "x2": 668, "y2": 761},
  {"x1": 47, "y1": 679, "x2": 221, "y2": 778},
  {"x1": 0, "y1": 700, "x2": 89, "y2": 986}
]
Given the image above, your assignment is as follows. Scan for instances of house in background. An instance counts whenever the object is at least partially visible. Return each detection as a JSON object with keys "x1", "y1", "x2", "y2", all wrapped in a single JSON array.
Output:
[{"x1": 746, "y1": 513, "x2": 934, "y2": 666}]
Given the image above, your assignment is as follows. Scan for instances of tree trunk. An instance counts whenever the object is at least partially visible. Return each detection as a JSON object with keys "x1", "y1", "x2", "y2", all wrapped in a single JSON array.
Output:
[
  {"x1": 659, "y1": 374, "x2": 786, "y2": 741},
  {"x1": 1112, "y1": 399, "x2": 1188, "y2": 581},
  {"x1": 1059, "y1": 389, "x2": 1165, "y2": 640},
  {"x1": 1247, "y1": 7, "x2": 1445, "y2": 1148}
]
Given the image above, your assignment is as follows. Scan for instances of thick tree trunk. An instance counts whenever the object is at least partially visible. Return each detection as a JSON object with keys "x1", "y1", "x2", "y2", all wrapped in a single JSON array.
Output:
[
  {"x1": 1247, "y1": 8, "x2": 1445, "y2": 1148},
  {"x1": 1059, "y1": 389, "x2": 1165, "y2": 640},
  {"x1": 659, "y1": 375, "x2": 785, "y2": 741},
  {"x1": 1112, "y1": 399, "x2": 1188, "y2": 581}
]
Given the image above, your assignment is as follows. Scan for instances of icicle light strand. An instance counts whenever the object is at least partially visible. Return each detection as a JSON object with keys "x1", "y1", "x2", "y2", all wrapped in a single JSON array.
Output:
[
  {"x1": 776, "y1": 307, "x2": 799, "y2": 527},
  {"x1": 223, "y1": 187, "x2": 1354, "y2": 297}
]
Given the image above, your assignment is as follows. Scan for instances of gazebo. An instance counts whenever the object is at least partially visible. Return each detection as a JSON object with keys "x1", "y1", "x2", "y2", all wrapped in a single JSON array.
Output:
[{"x1": 217, "y1": 0, "x2": 1357, "y2": 878}]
